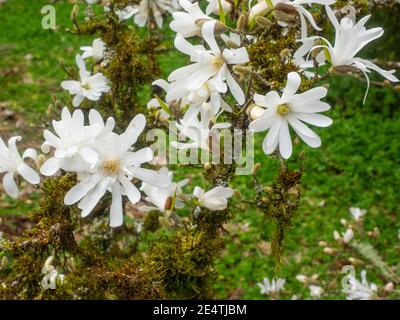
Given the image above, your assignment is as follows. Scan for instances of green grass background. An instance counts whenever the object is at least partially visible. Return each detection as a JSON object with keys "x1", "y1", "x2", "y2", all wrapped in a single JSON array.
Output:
[{"x1": 0, "y1": 0, "x2": 399, "y2": 299}]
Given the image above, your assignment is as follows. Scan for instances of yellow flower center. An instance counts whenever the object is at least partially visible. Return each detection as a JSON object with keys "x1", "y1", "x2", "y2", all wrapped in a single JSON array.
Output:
[
  {"x1": 213, "y1": 55, "x2": 225, "y2": 69},
  {"x1": 103, "y1": 160, "x2": 120, "y2": 175},
  {"x1": 277, "y1": 104, "x2": 290, "y2": 116},
  {"x1": 82, "y1": 82, "x2": 91, "y2": 90}
]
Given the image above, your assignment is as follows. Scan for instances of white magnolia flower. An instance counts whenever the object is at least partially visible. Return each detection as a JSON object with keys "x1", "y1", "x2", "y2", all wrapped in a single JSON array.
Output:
[
  {"x1": 205, "y1": 0, "x2": 232, "y2": 15},
  {"x1": 334, "y1": 228, "x2": 354, "y2": 243},
  {"x1": 220, "y1": 32, "x2": 241, "y2": 49},
  {"x1": 343, "y1": 270, "x2": 378, "y2": 300},
  {"x1": 140, "y1": 167, "x2": 189, "y2": 212},
  {"x1": 172, "y1": 107, "x2": 230, "y2": 151},
  {"x1": 193, "y1": 185, "x2": 234, "y2": 211},
  {"x1": 40, "y1": 107, "x2": 114, "y2": 176},
  {"x1": 133, "y1": 0, "x2": 180, "y2": 29},
  {"x1": 169, "y1": 20, "x2": 249, "y2": 105},
  {"x1": 296, "y1": 274, "x2": 307, "y2": 283},
  {"x1": 249, "y1": 72, "x2": 332, "y2": 159},
  {"x1": 104, "y1": 5, "x2": 139, "y2": 21},
  {"x1": 170, "y1": 0, "x2": 214, "y2": 38},
  {"x1": 257, "y1": 277, "x2": 286, "y2": 295},
  {"x1": 63, "y1": 114, "x2": 171, "y2": 227},
  {"x1": 249, "y1": 0, "x2": 335, "y2": 32},
  {"x1": 349, "y1": 207, "x2": 366, "y2": 221},
  {"x1": 147, "y1": 97, "x2": 171, "y2": 120},
  {"x1": 85, "y1": 0, "x2": 98, "y2": 5},
  {"x1": 342, "y1": 228, "x2": 354, "y2": 243},
  {"x1": 305, "y1": 6, "x2": 399, "y2": 102},
  {"x1": 309, "y1": 285, "x2": 323, "y2": 298},
  {"x1": 0, "y1": 136, "x2": 40, "y2": 198},
  {"x1": 61, "y1": 54, "x2": 110, "y2": 107},
  {"x1": 41, "y1": 256, "x2": 65, "y2": 290},
  {"x1": 80, "y1": 38, "x2": 106, "y2": 63},
  {"x1": 153, "y1": 77, "x2": 232, "y2": 115}
]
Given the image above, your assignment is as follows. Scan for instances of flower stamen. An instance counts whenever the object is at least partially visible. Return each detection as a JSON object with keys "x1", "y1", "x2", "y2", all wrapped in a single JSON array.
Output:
[
  {"x1": 277, "y1": 104, "x2": 290, "y2": 116},
  {"x1": 103, "y1": 159, "x2": 120, "y2": 175}
]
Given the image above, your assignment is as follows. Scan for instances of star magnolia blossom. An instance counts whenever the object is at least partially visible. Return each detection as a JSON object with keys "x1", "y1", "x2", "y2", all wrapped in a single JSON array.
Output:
[
  {"x1": 80, "y1": 38, "x2": 106, "y2": 63},
  {"x1": 249, "y1": 72, "x2": 332, "y2": 159},
  {"x1": 349, "y1": 207, "x2": 366, "y2": 221},
  {"x1": 205, "y1": 0, "x2": 232, "y2": 15},
  {"x1": 61, "y1": 54, "x2": 110, "y2": 107},
  {"x1": 257, "y1": 277, "x2": 286, "y2": 295},
  {"x1": 309, "y1": 285, "x2": 323, "y2": 298},
  {"x1": 170, "y1": 0, "x2": 213, "y2": 38},
  {"x1": 342, "y1": 270, "x2": 378, "y2": 300},
  {"x1": 193, "y1": 185, "x2": 234, "y2": 211},
  {"x1": 140, "y1": 167, "x2": 189, "y2": 212},
  {"x1": 249, "y1": 0, "x2": 335, "y2": 31},
  {"x1": 153, "y1": 78, "x2": 232, "y2": 115},
  {"x1": 305, "y1": 6, "x2": 399, "y2": 102},
  {"x1": 63, "y1": 114, "x2": 171, "y2": 227},
  {"x1": 0, "y1": 136, "x2": 40, "y2": 198},
  {"x1": 104, "y1": 5, "x2": 139, "y2": 21},
  {"x1": 172, "y1": 108, "x2": 230, "y2": 151},
  {"x1": 40, "y1": 107, "x2": 114, "y2": 176},
  {"x1": 133, "y1": 0, "x2": 180, "y2": 28},
  {"x1": 169, "y1": 20, "x2": 249, "y2": 105},
  {"x1": 41, "y1": 256, "x2": 65, "y2": 290}
]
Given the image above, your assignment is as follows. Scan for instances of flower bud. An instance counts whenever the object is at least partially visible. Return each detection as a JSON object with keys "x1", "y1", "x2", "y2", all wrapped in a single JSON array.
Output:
[
  {"x1": 340, "y1": 218, "x2": 348, "y2": 227},
  {"x1": 234, "y1": 189, "x2": 241, "y2": 198},
  {"x1": 164, "y1": 196, "x2": 173, "y2": 211},
  {"x1": 204, "y1": 162, "x2": 213, "y2": 170},
  {"x1": 348, "y1": 257, "x2": 364, "y2": 266},
  {"x1": 333, "y1": 230, "x2": 341, "y2": 241},
  {"x1": 384, "y1": 282, "x2": 394, "y2": 293},
  {"x1": 237, "y1": 13, "x2": 248, "y2": 32},
  {"x1": 233, "y1": 65, "x2": 252, "y2": 76},
  {"x1": 274, "y1": 3, "x2": 298, "y2": 25},
  {"x1": 252, "y1": 162, "x2": 261, "y2": 175},
  {"x1": 318, "y1": 241, "x2": 327, "y2": 247},
  {"x1": 263, "y1": 186, "x2": 274, "y2": 194},
  {"x1": 323, "y1": 247, "x2": 335, "y2": 255},
  {"x1": 255, "y1": 16, "x2": 272, "y2": 29},
  {"x1": 296, "y1": 274, "x2": 308, "y2": 283},
  {"x1": 1, "y1": 256, "x2": 8, "y2": 269},
  {"x1": 36, "y1": 154, "x2": 46, "y2": 170},
  {"x1": 247, "y1": 104, "x2": 265, "y2": 120},
  {"x1": 196, "y1": 19, "x2": 226, "y2": 34},
  {"x1": 71, "y1": 4, "x2": 79, "y2": 21}
]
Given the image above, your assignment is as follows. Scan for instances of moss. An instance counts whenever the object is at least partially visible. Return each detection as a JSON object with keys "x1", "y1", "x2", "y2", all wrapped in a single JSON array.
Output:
[
  {"x1": 254, "y1": 162, "x2": 302, "y2": 273},
  {"x1": 143, "y1": 210, "x2": 162, "y2": 232},
  {"x1": 67, "y1": 7, "x2": 161, "y2": 129},
  {"x1": 144, "y1": 230, "x2": 223, "y2": 299},
  {"x1": 247, "y1": 24, "x2": 320, "y2": 93}
]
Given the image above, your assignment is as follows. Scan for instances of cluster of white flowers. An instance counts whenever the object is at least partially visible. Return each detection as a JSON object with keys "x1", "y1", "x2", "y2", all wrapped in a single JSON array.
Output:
[
  {"x1": 342, "y1": 270, "x2": 378, "y2": 300},
  {"x1": 41, "y1": 256, "x2": 65, "y2": 290},
  {"x1": 0, "y1": 136, "x2": 39, "y2": 198},
  {"x1": 40, "y1": 107, "x2": 172, "y2": 227},
  {"x1": 257, "y1": 277, "x2": 286, "y2": 296}
]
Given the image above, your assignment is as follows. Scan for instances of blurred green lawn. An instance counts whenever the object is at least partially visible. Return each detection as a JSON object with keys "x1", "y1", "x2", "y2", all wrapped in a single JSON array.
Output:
[{"x1": 0, "y1": 0, "x2": 399, "y2": 299}]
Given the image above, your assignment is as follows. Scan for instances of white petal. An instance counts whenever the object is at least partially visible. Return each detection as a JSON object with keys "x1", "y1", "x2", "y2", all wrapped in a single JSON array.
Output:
[
  {"x1": 294, "y1": 113, "x2": 333, "y2": 127},
  {"x1": 278, "y1": 120, "x2": 292, "y2": 159},
  {"x1": 17, "y1": 163, "x2": 40, "y2": 184},
  {"x1": 110, "y1": 183, "x2": 123, "y2": 227},
  {"x1": 79, "y1": 147, "x2": 99, "y2": 164},
  {"x1": 3, "y1": 171, "x2": 19, "y2": 198},
  {"x1": 40, "y1": 157, "x2": 60, "y2": 176},
  {"x1": 119, "y1": 175, "x2": 141, "y2": 204},
  {"x1": 282, "y1": 72, "x2": 301, "y2": 101}
]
